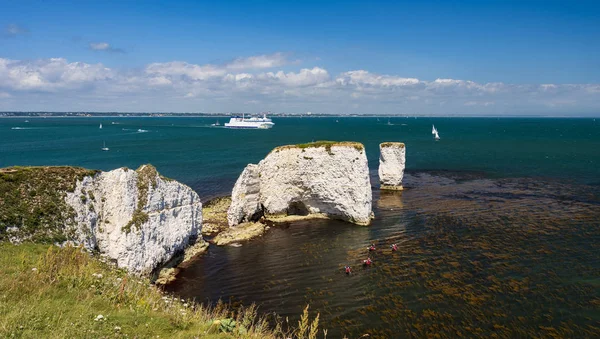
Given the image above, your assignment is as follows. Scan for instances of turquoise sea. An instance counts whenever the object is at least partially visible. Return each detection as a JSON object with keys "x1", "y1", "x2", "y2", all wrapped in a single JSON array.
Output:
[
  {"x1": 2, "y1": 117, "x2": 599, "y2": 197},
  {"x1": 2, "y1": 117, "x2": 600, "y2": 338}
]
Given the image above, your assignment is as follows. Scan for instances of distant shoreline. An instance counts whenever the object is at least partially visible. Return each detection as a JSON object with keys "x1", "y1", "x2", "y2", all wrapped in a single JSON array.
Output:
[{"x1": 0, "y1": 113, "x2": 598, "y2": 118}]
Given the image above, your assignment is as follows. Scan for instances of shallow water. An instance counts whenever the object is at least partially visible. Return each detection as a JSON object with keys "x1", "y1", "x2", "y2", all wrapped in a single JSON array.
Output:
[{"x1": 165, "y1": 172, "x2": 600, "y2": 338}]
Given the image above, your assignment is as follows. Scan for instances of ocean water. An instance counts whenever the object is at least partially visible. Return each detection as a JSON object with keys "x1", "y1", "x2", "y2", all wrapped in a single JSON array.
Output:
[
  {"x1": 2, "y1": 117, "x2": 600, "y2": 337},
  {"x1": 2, "y1": 117, "x2": 599, "y2": 198}
]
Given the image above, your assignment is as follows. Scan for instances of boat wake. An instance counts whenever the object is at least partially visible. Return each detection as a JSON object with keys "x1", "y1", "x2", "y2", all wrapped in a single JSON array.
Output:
[{"x1": 121, "y1": 128, "x2": 150, "y2": 133}]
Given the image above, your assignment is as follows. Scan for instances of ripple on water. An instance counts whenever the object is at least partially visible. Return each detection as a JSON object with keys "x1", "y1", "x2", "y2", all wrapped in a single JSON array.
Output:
[{"x1": 165, "y1": 172, "x2": 600, "y2": 338}]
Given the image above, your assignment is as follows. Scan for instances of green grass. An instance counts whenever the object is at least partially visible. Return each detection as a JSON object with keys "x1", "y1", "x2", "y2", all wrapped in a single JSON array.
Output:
[
  {"x1": 0, "y1": 243, "x2": 326, "y2": 338},
  {"x1": 273, "y1": 141, "x2": 364, "y2": 155},
  {"x1": 0, "y1": 166, "x2": 99, "y2": 243}
]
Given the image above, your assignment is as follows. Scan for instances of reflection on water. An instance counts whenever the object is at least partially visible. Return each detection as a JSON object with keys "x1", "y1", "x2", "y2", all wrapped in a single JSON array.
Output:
[{"x1": 165, "y1": 172, "x2": 600, "y2": 338}]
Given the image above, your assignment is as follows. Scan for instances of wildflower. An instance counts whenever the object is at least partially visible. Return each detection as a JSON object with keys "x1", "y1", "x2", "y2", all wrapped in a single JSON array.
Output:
[
  {"x1": 94, "y1": 314, "x2": 104, "y2": 321},
  {"x1": 31, "y1": 267, "x2": 37, "y2": 271},
  {"x1": 114, "y1": 326, "x2": 121, "y2": 332},
  {"x1": 183, "y1": 303, "x2": 189, "y2": 308}
]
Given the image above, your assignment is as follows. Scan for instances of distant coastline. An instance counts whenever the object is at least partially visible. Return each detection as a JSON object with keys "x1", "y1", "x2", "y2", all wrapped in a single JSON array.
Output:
[{"x1": 0, "y1": 111, "x2": 598, "y2": 118}]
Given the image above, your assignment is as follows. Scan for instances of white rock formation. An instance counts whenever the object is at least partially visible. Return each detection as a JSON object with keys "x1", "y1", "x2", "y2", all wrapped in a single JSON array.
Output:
[
  {"x1": 378, "y1": 142, "x2": 406, "y2": 190},
  {"x1": 228, "y1": 142, "x2": 372, "y2": 226},
  {"x1": 65, "y1": 165, "x2": 202, "y2": 275},
  {"x1": 227, "y1": 164, "x2": 261, "y2": 226}
]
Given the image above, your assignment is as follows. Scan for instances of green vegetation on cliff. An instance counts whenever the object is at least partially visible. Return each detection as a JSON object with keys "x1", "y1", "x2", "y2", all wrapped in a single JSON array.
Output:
[
  {"x1": 0, "y1": 166, "x2": 99, "y2": 243},
  {"x1": 122, "y1": 165, "x2": 158, "y2": 234},
  {"x1": 0, "y1": 243, "x2": 324, "y2": 338}
]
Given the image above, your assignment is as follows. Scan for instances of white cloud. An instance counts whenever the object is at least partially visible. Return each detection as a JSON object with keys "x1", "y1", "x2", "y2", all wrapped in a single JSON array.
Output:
[
  {"x1": 145, "y1": 53, "x2": 290, "y2": 82},
  {"x1": 0, "y1": 55, "x2": 599, "y2": 115},
  {"x1": 89, "y1": 42, "x2": 125, "y2": 53},
  {"x1": 337, "y1": 70, "x2": 420, "y2": 87},
  {"x1": 0, "y1": 58, "x2": 112, "y2": 91},
  {"x1": 263, "y1": 67, "x2": 330, "y2": 87},
  {"x1": 226, "y1": 53, "x2": 287, "y2": 70}
]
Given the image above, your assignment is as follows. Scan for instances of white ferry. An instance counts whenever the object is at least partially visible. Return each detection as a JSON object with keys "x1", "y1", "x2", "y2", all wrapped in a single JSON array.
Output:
[{"x1": 224, "y1": 113, "x2": 275, "y2": 129}]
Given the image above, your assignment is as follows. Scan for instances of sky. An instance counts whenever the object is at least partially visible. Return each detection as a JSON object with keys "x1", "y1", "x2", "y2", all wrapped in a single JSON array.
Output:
[{"x1": 1, "y1": 0, "x2": 599, "y2": 115}]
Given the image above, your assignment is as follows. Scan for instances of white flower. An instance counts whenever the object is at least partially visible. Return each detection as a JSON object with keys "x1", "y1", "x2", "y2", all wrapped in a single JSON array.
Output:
[
  {"x1": 94, "y1": 314, "x2": 104, "y2": 321},
  {"x1": 114, "y1": 326, "x2": 121, "y2": 331},
  {"x1": 31, "y1": 268, "x2": 37, "y2": 271}
]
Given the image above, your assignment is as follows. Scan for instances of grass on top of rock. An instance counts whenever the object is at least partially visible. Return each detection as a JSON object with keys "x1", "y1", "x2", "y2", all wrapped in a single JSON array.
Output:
[
  {"x1": 380, "y1": 142, "x2": 405, "y2": 148},
  {"x1": 0, "y1": 166, "x2": 99, "y2": 243},
  {"x1": 273, "y1": 141, "x2": 364, "y2": 154},
  {"x1": 0, "y1": 243, "x2": 325, "y2": 339}
]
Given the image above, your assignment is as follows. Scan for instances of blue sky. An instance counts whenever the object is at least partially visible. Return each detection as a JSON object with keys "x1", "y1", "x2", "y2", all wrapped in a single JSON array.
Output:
[{"x1": 1, "y1": 0, "x2": 599, "y2": 114}]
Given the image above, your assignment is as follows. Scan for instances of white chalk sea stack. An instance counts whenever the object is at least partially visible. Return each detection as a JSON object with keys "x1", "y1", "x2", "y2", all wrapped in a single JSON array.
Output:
[
  {"x1": 228, "y1": 142, "x2": 373, "y2": 226},
  {"x1": 378, "y1": 142, "x2": 406, "y2": 190},
  {"x1": 65, "y1": 165, "x2": 202, "y2": 275}
]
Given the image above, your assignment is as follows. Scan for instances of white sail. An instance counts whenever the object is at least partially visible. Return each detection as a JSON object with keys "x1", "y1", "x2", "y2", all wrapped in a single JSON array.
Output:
[
  {"x1": 432, "y1": 125, "x2": 436, "y2": 134},
  {"x1": 99, "y1": 123, "x2": 103, "y2": 129},
  {"x1": 434, "y1": 130, "x2": 440, "y2": 140}
]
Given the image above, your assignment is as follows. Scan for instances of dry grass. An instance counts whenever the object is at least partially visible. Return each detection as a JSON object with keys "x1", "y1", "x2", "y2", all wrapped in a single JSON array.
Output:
[
  {"x1": 380, "y1": 142, "x2": 405, "y2": 148},
  {"x1": 0, "y1": 243, "x2": 324, "y2": 338}
]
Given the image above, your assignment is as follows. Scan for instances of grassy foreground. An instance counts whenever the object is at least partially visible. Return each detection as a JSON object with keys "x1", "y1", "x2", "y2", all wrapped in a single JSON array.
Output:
[{"x1": 0, "y1": 243, "x2": 324, "y2": 338}]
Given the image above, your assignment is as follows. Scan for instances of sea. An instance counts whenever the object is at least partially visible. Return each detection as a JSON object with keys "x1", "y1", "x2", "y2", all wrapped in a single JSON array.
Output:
[{"x1": 2, "y1": 116, "x2": 599, "y2": 338}]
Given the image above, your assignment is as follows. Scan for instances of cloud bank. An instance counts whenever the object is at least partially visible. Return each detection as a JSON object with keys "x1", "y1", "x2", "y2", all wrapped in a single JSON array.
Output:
[{"x1": 0, "y1": 53, "x2": 599, "y2": 114}]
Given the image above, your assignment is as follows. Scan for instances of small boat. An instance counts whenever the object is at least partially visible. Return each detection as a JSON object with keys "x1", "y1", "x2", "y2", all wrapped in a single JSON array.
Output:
[
  {"x1": 99, "y1": 123, "x2": 103, "y2": 129},
  {"x1": 211, "y1": 120, "x2": 221, "y2": 126},
  {"x1": 387, "y1": 119, "x2": 392, "y2": 126},
  {"x1": 24, "y1": 120, "x2": 29, "y2": 123},
  {"x1": 101, "y1": 141, "x2": 109, "y2": 151},
  {"x1": 432, "y1": 125, "x2": 440, "y2": 141}
]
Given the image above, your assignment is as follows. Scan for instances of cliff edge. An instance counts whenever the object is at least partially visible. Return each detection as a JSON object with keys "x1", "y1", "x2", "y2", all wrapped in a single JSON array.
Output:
[{"x1": 0, "y1": 165, "x2": 202, "y2": 276}]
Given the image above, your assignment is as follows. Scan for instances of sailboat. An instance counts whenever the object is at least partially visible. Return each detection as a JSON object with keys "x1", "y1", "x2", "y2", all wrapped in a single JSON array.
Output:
[
  {"x1": 432, "y1": 125, "x2": 440, "y2": 141},
  {"x1": 101, "y1": 141, "x2": 109, "y2": 151},
  {"x1": 99, "y1": 123, "x2": 103, "y2": 129},
  {"x1": 211, "y1": 120, "x2": 220, "y2": 126}
]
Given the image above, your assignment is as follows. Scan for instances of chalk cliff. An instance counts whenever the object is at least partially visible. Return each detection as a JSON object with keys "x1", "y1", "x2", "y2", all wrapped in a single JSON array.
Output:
[
  {"x1": 65, "y1": 165, "x2": 202, "y2": 275},
  {"x1": 0, "y1": 165, "x2": 202, "y2": 276},
  {"x1": 228, "y1": 142, "x2": 372, "y2": 226},
  {"x1": 378, "y1": 142, "x2": 406, "y2": 190}
]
